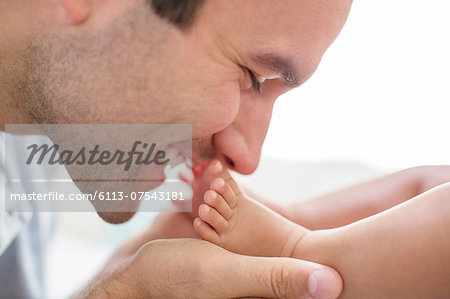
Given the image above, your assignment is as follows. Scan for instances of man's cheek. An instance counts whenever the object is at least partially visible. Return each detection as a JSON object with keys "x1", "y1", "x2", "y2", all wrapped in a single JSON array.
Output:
[{"x1": 196, "y1": 84, "x2": 240, "y2": 135}]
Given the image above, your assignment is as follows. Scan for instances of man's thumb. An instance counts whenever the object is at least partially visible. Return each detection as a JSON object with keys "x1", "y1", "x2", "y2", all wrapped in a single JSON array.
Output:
[{"x1": 236, "y1": 255, "x2": 343, "y2": 299}]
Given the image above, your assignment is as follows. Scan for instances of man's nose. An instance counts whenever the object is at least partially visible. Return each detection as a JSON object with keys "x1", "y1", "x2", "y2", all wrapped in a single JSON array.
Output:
[{"x1": 213, "y1": 91, "x2": 276, "y2": 174}]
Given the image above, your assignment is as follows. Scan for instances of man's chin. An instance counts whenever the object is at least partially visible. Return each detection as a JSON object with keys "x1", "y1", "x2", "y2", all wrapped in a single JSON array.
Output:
[
  {"x1": 96, "y1": 211, "x2": 137, "y2": 224},
  {"x1": 89, "y1": 196, "x2": 142, "y2": 224}
]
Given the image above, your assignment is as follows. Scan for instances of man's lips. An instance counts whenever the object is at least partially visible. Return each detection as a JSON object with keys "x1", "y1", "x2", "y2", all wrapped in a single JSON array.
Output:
[
  {"x1": 192, "y1": 159, "x2": 211, "y2": 177},
  {"x1": 164, "y1": 144, "x2": 192, "y2": 168},
  {"x1": 165, "y1": 140, "x2": 215, "y2": 175},
  {"x1": 191, "y1": 155, "x2": 204, "y2": 167}
]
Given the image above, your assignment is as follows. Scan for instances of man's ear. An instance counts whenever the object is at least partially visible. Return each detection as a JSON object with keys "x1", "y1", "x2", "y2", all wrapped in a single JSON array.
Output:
[{"x1": 60, "y1": 0, "x2": 90, "y2": 25}]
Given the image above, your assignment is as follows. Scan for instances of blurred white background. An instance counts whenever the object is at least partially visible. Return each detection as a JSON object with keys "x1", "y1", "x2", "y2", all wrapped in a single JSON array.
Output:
[
  {"x1": 45, "y1": 1, "x2": 450, "y2": 298},
  {"x1": 263, "y1": 0, "x2": 450, "y2": 170}
]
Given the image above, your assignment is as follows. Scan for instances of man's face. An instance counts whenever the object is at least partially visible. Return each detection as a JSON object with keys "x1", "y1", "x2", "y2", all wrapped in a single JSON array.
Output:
[
  {"x1": 22, "y1": 0, "x2": 352, "y2": 173},
  {"x1": 18, "y1": 0, "x2": 351, "y2": 222}
]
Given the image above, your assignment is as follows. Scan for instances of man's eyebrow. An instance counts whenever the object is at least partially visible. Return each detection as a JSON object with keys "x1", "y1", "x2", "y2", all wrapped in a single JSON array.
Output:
[{"x1": 251, "y1": 53, "x2": 302, "y2": 88}]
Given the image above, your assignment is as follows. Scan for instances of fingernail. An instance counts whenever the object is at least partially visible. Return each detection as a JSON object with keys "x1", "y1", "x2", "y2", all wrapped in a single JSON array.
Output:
[
  {"x1": 213, "y1": 161, "x2": 223, "y2": 173},
  {"x1": 308, "y1": 269, "x2": 338, "y2": 299}
]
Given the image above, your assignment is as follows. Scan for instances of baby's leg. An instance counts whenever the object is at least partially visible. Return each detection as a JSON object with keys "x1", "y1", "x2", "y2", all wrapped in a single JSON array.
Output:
[
  {"x1": 194, "y1": 160, "x2": 450, "y2": 298},
  {"x1": 296, "y1": 182, "x2": 450, "y2": 298}
]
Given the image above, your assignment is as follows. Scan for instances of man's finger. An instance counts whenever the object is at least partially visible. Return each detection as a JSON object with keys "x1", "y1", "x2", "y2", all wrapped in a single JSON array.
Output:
[{"x1": 225, "y1": 254, "x2": 343, "y2": 299}]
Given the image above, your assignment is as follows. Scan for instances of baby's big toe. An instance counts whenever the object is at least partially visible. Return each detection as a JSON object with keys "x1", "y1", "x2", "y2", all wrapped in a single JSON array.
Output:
[{"x1": 204, "y1": 160, "x2": 241, "y2": 194}]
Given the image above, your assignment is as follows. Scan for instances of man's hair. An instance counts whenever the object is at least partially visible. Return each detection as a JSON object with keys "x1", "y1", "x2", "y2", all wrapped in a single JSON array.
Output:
[{"x1": 151, "y1": 0, "x2": 205, "y2": 29}]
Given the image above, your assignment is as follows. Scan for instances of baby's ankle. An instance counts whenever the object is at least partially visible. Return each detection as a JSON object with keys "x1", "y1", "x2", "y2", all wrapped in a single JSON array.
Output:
[
  {"x1": 288, "y1": 229, "x2": 333, "y2": 262},
  {"x1": 279, "y1": 226, "x2": 311, "y2": 258}
]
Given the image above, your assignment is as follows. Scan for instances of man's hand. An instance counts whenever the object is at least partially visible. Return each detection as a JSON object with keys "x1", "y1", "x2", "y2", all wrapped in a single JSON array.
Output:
[{"x1": 84, "y1": 238, "x2": 343, "y2": 299}]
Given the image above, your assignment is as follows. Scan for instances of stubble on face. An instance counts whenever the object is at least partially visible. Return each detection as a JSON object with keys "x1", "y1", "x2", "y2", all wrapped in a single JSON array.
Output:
[{"x1": 10, "y1": 4, "x2": 169, "y2": 125}]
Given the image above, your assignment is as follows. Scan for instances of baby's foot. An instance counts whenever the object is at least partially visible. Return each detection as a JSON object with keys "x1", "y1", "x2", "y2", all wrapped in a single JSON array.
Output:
[{"x1": 193, "y1": 160, "x2": 310, "y2": 258}]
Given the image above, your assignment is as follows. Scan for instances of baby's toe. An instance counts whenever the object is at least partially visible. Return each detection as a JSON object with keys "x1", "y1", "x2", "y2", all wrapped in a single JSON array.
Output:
[
  {"x1": 198, "y1": 204, "x2": 229, "y2": 233},
  {"x1": 210, "y1": 178, "x2": 237, "y2": 209},
  {"x1": 204, "y1": 190, "x2": 233, "y2": 219},
  {"x1": 204, "y1": 160, "x2": 242, "y2": 196},
  {"x1": 193, "y1": 217, "x2": 220, "y2": 244}
]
